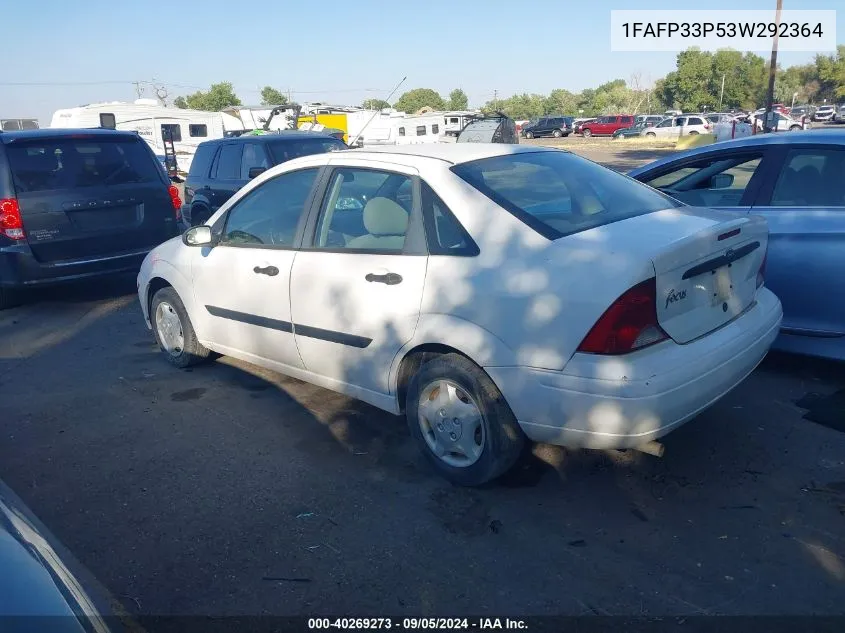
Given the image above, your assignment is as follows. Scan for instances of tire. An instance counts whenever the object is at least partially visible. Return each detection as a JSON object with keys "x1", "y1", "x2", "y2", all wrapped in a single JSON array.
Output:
[
  {"x1": 789, "y1": 125, "x2": 801, "y2": 131},
  {"x1": 0, "y1": 287, "x2": 21, "y2": 311},
  {"x1": 150, "y1": 287, "x2": 211, "y2": 368},
  {"x1": 405, "y1": 353, "x2": 525, "y2": 486},
  {"x1": 688, "y1": 131, "x2": 699, "y2": 136},
  {"x1": 525, "y1": 131, "x2": 534, "y2": 139},
  {"x1": 645, "y1": 131, "x2": 656, "y2": 138},
  {"x1": 582, "y1": 128, "x2": 592, "y2": 137},
  {"x1": 552, "y1": 129, "x2": 562, "y2": 138}
]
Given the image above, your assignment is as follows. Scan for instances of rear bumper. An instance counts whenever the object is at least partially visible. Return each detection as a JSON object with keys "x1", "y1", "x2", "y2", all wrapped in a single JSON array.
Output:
[
  {"x1": 486, "y1": 288, "x2": 782, "y2": 449},
  {"x1": 0, "y1": 245, "x2": 153, "y2": 288}
]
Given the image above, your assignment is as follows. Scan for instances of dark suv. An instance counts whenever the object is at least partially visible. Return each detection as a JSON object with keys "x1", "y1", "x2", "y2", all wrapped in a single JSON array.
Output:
[
  {"x1": 0, "y1": 128, "x2": 181, "y2": 309},
  {"x1": 183, "y1": 131, "x2": 347, "y2": 226},
  {"x1": 522, "y1": 116, "x2": 573, "y2": 139}
]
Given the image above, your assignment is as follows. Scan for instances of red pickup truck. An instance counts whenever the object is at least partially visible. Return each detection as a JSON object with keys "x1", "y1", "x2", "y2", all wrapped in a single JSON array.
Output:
[{"x1": 580, "y1": 115, "x2": 635, "y2": 137}]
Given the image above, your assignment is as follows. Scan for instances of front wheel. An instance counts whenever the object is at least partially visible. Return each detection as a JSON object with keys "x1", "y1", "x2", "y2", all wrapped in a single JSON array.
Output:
[
  {"x1": 552, "y1": 129, "x2": 562, "y2": 138},
  {"x1": 582, "y1": 128, "x2": 592, "y2": 137},
  {"x1": 645, "y1": 131, "x2": 656, "y2": 137},
  {"x1": 406, "y1": 353, "x2": 524, "y2": 486},
  {"x1": 790, "y1": 125, "x2": 802, "y2": 131},
  {"x1": 151, "y1": 287, "x2": 211, "y2": 368},
  {"x1": 688, "y1": 131, "x2": 699, "y2": 136},
  {"x1": 525, "y1": 131, "x2": 534, "y2": 139}
]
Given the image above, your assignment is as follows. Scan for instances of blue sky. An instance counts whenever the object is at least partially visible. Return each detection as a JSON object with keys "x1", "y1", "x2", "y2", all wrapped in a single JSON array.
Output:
[{"x1": 2, "y1": 0, "x2": 842, "y2": 124}]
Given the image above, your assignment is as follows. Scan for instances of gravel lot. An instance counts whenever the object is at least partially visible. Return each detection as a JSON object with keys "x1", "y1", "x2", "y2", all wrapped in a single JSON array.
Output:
[{"x1": 1, "y1": 144, "x2": 843, "y2": 623}]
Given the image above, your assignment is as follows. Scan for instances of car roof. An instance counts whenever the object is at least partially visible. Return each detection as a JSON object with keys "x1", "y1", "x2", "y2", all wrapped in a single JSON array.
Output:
[
  {"x1": 203, "y1": 131, "x2": 340, "y2": 146},
  {"x1": 628, "y1": 129, "x2": 845, "y2": 175},
  {"x1": 0, "y1": 127, "x2": 142, "y2": 144},
  {"x1": 344, "y1": 143, "x2": 564, "y2": 165}
]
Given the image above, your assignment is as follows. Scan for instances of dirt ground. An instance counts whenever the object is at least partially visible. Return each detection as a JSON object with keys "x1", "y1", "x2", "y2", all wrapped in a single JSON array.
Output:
[{"x1": 1, "y1": 143, "x2": 843, "y2": 624}]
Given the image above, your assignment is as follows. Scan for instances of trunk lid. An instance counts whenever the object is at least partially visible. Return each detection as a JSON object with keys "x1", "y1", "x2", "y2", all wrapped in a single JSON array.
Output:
[{"x1": 6, "y1": 135, "x2": 177, "y2": 264}]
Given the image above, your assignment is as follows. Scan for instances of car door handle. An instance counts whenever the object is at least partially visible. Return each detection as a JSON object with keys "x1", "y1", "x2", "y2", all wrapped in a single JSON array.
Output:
[
  {"x1": 365, "y1": 272, "x2": 403, "y2": 285},
  {"x1": 253, "y1": 265, "x2": 279, "y2": 276}
]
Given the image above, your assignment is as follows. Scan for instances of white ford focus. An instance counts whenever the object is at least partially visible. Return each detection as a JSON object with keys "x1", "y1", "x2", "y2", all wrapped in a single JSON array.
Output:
[{"x1": 137, "y1": 144, "x2": 782, "y2": 486}]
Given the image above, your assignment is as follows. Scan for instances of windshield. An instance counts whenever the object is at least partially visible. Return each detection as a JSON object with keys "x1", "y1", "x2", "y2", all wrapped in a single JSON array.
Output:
[
  {"x1": 267, "y1": 138, "x2": 346, "y2": 164},
  {"x1": 451, "y1": 150, "x2": 677, "y2": 240}
]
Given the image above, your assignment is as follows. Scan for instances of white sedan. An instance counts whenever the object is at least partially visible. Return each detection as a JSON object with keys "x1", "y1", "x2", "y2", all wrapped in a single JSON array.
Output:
[{"x1": 137, "y1": 144, "x2": 782, "y2": 486}]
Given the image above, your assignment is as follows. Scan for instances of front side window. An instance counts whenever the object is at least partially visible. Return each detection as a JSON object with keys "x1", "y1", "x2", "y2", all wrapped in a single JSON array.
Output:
[
  {"x1": 452, "y1": 151, "x2": 675, "y2": 240},
  {"x1": 222, "y1": 168, "x2": 319, "y2": 247},
  {"x1": 770, "y1": 149, "x2": 845, "y2": 207},
  {"x1": 313, "y1": 168, "x2": 412, "y2": 251},
  {"x1": 642, "y1": 153, "x2": 764, "y2": 207}
]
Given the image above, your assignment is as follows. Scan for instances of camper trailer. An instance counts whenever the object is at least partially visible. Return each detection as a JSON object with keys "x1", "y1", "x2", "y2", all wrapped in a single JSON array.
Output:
[
  {"x1": 50, "y1": 100, "x2": 226, "y2": 173},
  {"x1": 442, "y1": 111, "x2": 480, "y2": 136},
  {"x1": 346, "y1": 111, "x2": 446, "y2": 146}
]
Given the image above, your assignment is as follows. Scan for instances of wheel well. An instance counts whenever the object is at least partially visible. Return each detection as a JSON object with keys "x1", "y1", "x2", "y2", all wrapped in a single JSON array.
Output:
[
  {"x1": 146, "y1": 277, "x2": 172, "y2": 315},
  {"x1": 396, "y1": 343, "x2": 469, "y2": 413}
]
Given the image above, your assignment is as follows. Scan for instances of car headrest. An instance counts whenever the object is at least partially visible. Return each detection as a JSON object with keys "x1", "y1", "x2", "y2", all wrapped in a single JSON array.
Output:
[{"x1": 362, "y1": 197, "x2": 408, "y2": 236}]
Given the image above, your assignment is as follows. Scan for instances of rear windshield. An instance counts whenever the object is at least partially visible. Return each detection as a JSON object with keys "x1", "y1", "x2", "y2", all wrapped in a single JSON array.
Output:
[
  {"x1": 267, "y1": 138, "x2": 346, "y2": 165},
  {"x1": 7, "y1": 137, "x2": 162, "y2": 193},
  {"x1": 451, "y1": 151, "x2": 677, "y2": 240}
]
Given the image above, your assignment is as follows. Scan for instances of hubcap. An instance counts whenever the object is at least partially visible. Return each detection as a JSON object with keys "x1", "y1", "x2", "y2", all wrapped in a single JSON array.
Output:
[
  {"x1": 417, "y1": 380, "x2": 485, "y2": 468},
  {"x1": 155, "y1": 301, "x2": 184, "y2": 356}
]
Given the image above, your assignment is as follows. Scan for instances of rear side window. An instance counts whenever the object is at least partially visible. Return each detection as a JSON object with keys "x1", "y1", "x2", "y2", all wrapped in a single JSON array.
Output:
[
  {"x1": 421, "y1": 182, "x2": 478, "y2": 256},
  {"x1": 7, "y1": 137, "x2": 163, "y2": 193},
  {"x1": 214, "y1": 144, "x2": 243, "y2": 179},
  {"x1": 688, "y1": 117, "x2": 704, "y2": 126},
  {"x1": 267, "y1": 138, "x2": 346, "y2": 165},
  {"x1": 451, "y1": 151, "x2": 675, "y2": 240},
  {"x1": 770, "y1": 148, "x2": 845, "y2": 207}
]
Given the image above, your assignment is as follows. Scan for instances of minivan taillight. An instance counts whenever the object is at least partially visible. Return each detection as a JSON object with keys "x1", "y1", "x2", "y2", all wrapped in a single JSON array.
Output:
[
  {"x1": 168, "y1": 185, "x2": 182, "y2": 220},
  {"x1": 0, "y1": 198, "x2": 25, "y2": 240},
  {"x1": 577, "y1": 278, "x2": 669, "y2": 355}
]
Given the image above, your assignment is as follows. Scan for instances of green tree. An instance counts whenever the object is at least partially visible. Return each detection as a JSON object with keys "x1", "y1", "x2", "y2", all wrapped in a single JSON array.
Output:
[
  {"x1": 661, "y1": 49, "x2": 715, "y2": 111},
  {"x1": 483, "y1": 93, "x2": 546, "y2": 119},
  {"x1": 175, "y1": 82, "x2": 242, "y2": 111},
  {"x1": 544, "y1": 89, "x2": 577, "y2": 115},
  {"x1": 361, "y1": 98, "x2": 391, "y2": 110},
  {"x1": 447, "y1": 88, "x2": 469, "y2": 110},
  {"x1": 260, "y1": 86, "x2": 287, "y2": 106},
  {"x1": 394, "y1": 88, "x2": 446, "y2": 113},
  {"x1": 815, "y1": 45, "x2": 845, "y2": 100}
]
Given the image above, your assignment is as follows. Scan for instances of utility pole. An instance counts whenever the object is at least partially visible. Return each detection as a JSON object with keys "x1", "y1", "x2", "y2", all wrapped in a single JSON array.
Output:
[
  {"x1": 133, "y1": 81, "x2": 144, "y2": 99},
  {"x1": 763, "y1": 0, "x2": 783, "y2": 133},
  {"x1": 719, "y1": 74, "x2": 726, "y2": 111},
  {"x1": 493, "y1": 89, "x2": 499, "y2": 111}
]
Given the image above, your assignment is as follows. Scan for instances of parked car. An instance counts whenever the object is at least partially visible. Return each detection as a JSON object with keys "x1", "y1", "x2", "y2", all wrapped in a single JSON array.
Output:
[
  {"x1": 521, "y1": 116, "x2": 573, "y2": 139},
  {"x1": 834, "y1": 104, "x2": 845, "y2": 122},
  {"x1": 629, "y1": 129, "x2": 845, "y2": 361},
  {"x1": 457, "y1": 114, "x2": 519, "y2": 144},
  {"x1": 635, "y1": 115, "x2": 664, "y2": 126},
  {"x1": 790, "y1": 105, "x2": 815, "y2": 120},
  {"x1": 580, "y1": 115, "x2": 635, "y2": 137},
  {"x1": 750, "y1": 111, "x2": 806, "y2": 132},
  {"x1": 138, "y1": 144, "x2": 780, "y2": 485},
  {"x1": 0, "y1": 128, "x2": 182, "y2": 310},
  {"x1": 0, "y1": 478, "x2": 124, "y2": 632},
  {"x1": 572, "y1": 118, "x2": 596, "y2": 134},
  {"x1": 183, "y1": 131, "x2": 347, "y2": 227},
  {"x1": 642, "y1": 115, "x2": 711, "y2": 139},
  {"x1": 814, "y1": 105, "x2": 836, "y2": 122},
  {"x1": 612, "y1": 120, "x2": 660, "y2": 139}
]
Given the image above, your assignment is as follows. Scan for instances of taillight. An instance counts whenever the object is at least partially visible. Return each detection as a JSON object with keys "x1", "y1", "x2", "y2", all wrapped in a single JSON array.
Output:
[
  {"x1": 757, "y1": 245, "x2": 767, "y2": 289},
  {"x1": 168, "y1": 185, "x2": 182, "y2": 220},
  {"x1": 577, "y1": 278, "x2": 669, "y2": 355},
  {"x1": 0, "y1": 198, "x2": 25, "y2": 240}
]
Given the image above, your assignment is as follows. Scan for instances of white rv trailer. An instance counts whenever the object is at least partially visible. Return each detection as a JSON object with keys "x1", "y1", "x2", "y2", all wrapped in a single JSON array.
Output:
[
  {"x1": 348, "y1": 110, "x2": 446, "y2": 146},
  {"x1": 441, "y1": 110, "x2": 481, "y2": 136},
  {"x1": 50, "y1": 100, "x2": 226, "y2": 173}
]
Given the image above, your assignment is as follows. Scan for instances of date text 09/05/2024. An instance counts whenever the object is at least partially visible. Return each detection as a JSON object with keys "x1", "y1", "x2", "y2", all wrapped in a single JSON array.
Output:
[
  {"x1": 307, "y1": 618, "x2": 528, "y2": 630},
  {"x1": 621, "y1": 22, "x2": 824, "y2": 38}
]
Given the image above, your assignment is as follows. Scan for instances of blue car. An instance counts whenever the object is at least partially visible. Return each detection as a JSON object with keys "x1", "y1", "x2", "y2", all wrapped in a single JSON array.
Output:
[{"x1": 628, "y1": 129, "x2": 845, "y2": 361}]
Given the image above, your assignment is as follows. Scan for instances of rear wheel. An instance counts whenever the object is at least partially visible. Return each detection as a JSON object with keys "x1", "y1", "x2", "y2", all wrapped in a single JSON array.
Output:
[
  {"x1": 151, "y1": 287, "x2": 211, "y2": 368},
  {"x1": 645, "y1": 131, "x2": 656, "y2": 138},
  {"x1": 688, "y1": 131, "x2": 699, "y2": 135},
  {"x1": 582, "y1": 128, "x2": 592, "y2": 137},
  {"x1": 405, "y1": 353, "x2": 524, "y2": 486},
  {"x1": 552, "y1": 129, "x2": 562, "y2": 138},
  {"x1": 789, "y1": 125, "x2": 801, "y2": 131}
]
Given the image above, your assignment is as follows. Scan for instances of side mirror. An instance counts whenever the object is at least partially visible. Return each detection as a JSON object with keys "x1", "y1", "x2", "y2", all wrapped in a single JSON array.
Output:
[
  {"x1": 183, "y1": 225, "x2": 213, "y2": 247},
  {"x1": 248, "y1": 167, "x2": 266, "y2": 179},
  {"x1": 710, "y1": 173, "x2": 734, "y2": 189}
]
